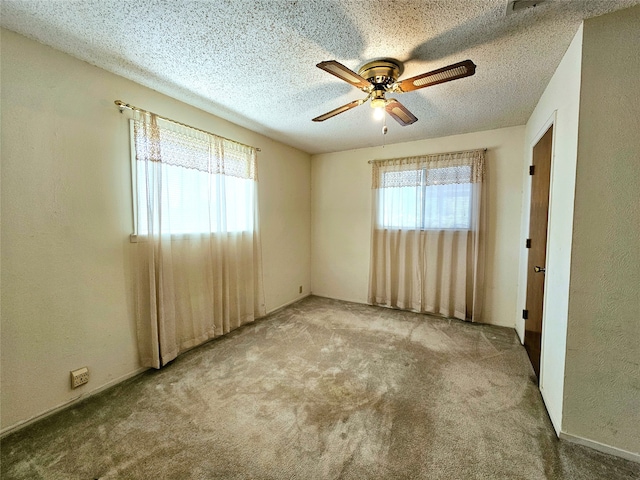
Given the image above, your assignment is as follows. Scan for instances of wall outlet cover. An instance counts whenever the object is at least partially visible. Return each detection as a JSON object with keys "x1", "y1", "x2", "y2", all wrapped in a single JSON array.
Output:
[{"x1": 70, "y1": 367, "x2": 89, "y2": 388}]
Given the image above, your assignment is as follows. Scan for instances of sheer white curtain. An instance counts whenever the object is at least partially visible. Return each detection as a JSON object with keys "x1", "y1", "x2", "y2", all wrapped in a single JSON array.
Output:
[
  {"x1": 368, "y1": 150, "x2": 486, "y2": 322},
  {"x1": 132, "y1": 112, "x2": 265, "y2": 368}
]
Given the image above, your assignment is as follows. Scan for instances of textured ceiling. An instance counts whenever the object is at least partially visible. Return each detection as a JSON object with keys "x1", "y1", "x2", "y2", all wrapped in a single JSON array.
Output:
[{"x1": 2, "y1": 0, "x2": 639, "y2": 154}]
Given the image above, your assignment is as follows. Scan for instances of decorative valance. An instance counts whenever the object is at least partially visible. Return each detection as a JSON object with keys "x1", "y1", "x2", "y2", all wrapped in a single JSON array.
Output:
[
  {"x1": 371, "y1": 149, "x2": 485, "y2": 188},
  {"x1": 133, "y1": 113, "x2": 257, "y2": 180}
]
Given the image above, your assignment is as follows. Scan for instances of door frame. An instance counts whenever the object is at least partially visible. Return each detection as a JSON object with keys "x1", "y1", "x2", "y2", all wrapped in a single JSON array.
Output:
[{"x1": 522, "y1": 111, "x2": 557, "y2": 391}]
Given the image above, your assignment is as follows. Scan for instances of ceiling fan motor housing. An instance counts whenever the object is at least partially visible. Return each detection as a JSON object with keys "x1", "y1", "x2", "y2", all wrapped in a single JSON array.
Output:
[{"x1": 358, "y1": 60, "x2": 402, "y2": 91}]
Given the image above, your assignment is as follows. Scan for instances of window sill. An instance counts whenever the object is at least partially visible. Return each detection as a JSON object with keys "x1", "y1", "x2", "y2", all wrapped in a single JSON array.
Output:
[
  {"x1": 375, "y1": 227, "x2": 472, "y2": 232},
  {"x1": 130, "y1": 231, "x2": 253, "y2": 243}
]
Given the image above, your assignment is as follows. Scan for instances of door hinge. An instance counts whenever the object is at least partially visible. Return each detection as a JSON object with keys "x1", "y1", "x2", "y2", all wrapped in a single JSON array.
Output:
[
  {"x1": 529, "y1": 165, "x2": 535, "y2": 175},
  {"x1": 526, "y1": 238, "x2": 532, "y2": 248},
  {"x1": 522, "y1": 309, "x2": 529, "y2": 320}
]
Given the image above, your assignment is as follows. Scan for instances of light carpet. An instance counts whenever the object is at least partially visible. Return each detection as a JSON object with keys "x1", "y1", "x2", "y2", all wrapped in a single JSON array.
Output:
[{"x1": 2, "y1": 296, "x2": 638, "y2": 479}]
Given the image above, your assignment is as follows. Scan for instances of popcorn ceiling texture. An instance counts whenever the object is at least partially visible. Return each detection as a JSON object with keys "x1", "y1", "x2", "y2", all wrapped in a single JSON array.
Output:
[{"x1": 1, "y1": 0, "x2": 639, "y2": 154}]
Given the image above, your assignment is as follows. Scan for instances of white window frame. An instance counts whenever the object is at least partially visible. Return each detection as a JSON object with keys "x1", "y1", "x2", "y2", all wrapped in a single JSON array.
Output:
[{"x1": 378, "y1": 165, "x2": 473, "y2": 231}]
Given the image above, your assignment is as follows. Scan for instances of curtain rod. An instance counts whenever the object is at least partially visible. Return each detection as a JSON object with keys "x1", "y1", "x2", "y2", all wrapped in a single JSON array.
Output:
[
  {"x1": 114, "y1": 100, "x2": 261, "y2": 152},
  {"x1": 368, "y1": 148, "x2": 486, "y2": 164}
]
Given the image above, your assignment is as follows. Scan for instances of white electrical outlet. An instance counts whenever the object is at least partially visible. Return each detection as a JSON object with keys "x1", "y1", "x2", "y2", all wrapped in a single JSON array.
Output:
[{"x1": 70, "y1": 367, "x2": 89, "y2": 388}]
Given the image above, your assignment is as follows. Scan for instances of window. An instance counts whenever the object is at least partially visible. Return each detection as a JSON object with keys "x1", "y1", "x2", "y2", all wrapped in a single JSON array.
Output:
[
  {"x1": 129, "y1": 111, "x2": 265, "y2": 369},
  {"x1": 130, "y1": 117, "x2": 257, "y2": 236},
  {"x1": 368, "y1": 150, "x2": 486, "y2": 322},
  {"x1": 376, "y1": 165, "x2": 474, "y2": 230}
]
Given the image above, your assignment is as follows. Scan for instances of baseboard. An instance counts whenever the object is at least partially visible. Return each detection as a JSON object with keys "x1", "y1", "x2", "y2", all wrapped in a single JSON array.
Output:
[
  {"x1": 310, "y1": 293, "x2": 368, "y2": 306},
  {"x1": 559, "y1": 432, "x2": 640, "y2": 463},
  {"x1": 0, "y1": 366, "x2": 148, "y2": 438},
  {"x1": 265, "y1": 293, "x2": 312, "y2": 316}
]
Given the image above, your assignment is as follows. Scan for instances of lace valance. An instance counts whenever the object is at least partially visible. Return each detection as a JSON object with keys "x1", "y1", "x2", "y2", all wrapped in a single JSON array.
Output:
[
  {"x1": 133, "y1": 113, "x2": 257, "y2": 180},
  {"x1": 371, "y1": 149, "x2": 485, "y2": 188}
]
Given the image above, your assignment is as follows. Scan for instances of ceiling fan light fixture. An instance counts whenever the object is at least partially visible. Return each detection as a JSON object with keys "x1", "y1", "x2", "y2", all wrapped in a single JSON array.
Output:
[
  {"x1": 371, "y1": 95, "x2": 388, "y2": 120},
  {"x1": 373, "y1": 106, "x2": 386, "y2": 121},
  {"x1": 370, "y1": 97, "x2": 387, "y2": 109}
]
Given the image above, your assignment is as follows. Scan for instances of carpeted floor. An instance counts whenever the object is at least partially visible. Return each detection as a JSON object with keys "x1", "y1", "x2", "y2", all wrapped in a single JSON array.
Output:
[{"x1": 1, "y1": 296, "x2": 638, "y2": 479}]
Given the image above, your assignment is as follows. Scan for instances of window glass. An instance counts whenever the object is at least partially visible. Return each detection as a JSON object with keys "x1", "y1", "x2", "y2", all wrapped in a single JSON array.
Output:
[
  {"x1": 378, "y1": 166, "x2": 472, "y2": 230},
  {"x1": 132, "y1": 120, "x2": 255, "y2": 236}
]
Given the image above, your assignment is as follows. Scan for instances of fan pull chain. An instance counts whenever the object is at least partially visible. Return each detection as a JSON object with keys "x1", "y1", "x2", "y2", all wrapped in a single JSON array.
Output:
[{"x1": 382, "y1": 113, "x2": 388, "y2": 148}]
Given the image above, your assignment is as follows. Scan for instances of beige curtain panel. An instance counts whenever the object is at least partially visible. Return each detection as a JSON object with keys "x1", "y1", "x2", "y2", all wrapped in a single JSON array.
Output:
[
  {"x1": 368, "y1": 150, "x2": 486, "y2": 322},
  {"x1": 132, "y1": 112, "x2": 265, "y2": 368}
]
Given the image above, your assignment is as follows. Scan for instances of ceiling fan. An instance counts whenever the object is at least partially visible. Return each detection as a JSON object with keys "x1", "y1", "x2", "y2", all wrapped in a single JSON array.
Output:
[{"x1": 312, "y1": 58, "x2": 476, "y2": 126}]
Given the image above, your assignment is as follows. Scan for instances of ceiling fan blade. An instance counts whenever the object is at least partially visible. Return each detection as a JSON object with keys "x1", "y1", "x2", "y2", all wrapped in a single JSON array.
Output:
[
  {"x1": 385, "y1": 99, "x2": 418, "y2": 126},
  {"x1": 313, "y1": 99, "x2": 364, "y2": 122},
  {"x1": 397, "y1": 59, "x2": 476, "y2": 93},
  {"x1": 317, "y1": 60, "x2": 372, "y2": 89}
]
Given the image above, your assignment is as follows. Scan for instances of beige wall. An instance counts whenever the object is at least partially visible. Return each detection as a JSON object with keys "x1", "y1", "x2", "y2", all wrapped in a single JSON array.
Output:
[
  {"x1": 516, "y1": 25, "x2": 583, "y2": 433},
  {"x1": 0, "y1": 28, "x2": 311, "y2": 431},
  {"x1": 311, "y1": 126, "x2": 525, "y2": 327},
  {"x1": 5, "y1": 6, "x2": 637, "y2": 459},
  {"x1": 563, "y1": 6, "x2": 640, "y2": 456}
]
